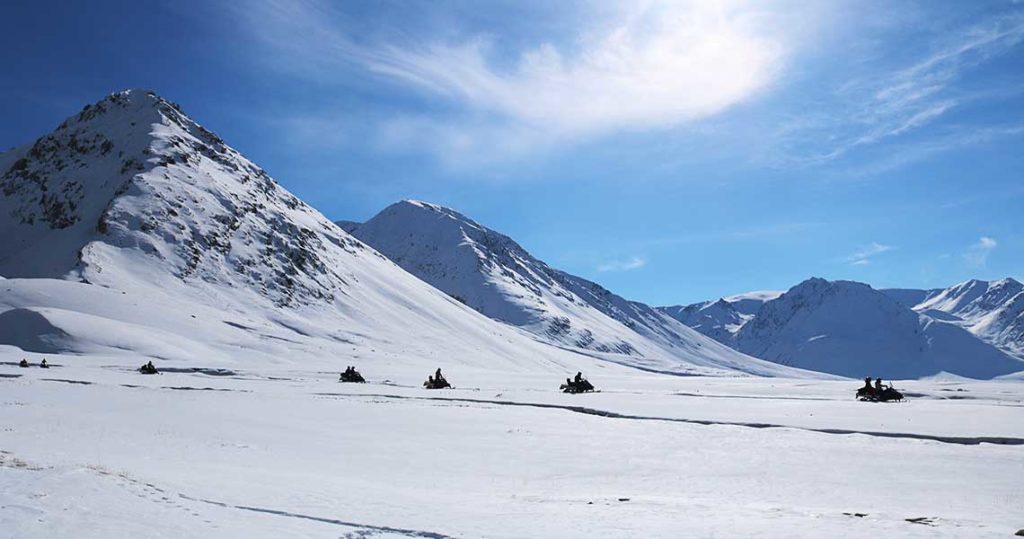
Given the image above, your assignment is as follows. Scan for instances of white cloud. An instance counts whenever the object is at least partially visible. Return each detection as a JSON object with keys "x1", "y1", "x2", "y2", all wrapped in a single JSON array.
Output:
[
  {"x1": 234, "y1": 0, "x2": 804, "y2": 164},
  {"x1": 597, "y1": 256, "x2": 647, "y2": 273},
  {"x1": 964, "y1": 236, "x2": 998, "y2": 268},
  {"x1": 846, "y1": 242, "x2": 893, "y2": 266},
  {"x1": 227, "y1": 0, "x2": 1023, "y2": 171},
  {"x1": 369, "y1": 3, "x2": 784, "y2": 137},
  {"x1": 768, "y1": 10, "x2": 1024, "y2": 167}
]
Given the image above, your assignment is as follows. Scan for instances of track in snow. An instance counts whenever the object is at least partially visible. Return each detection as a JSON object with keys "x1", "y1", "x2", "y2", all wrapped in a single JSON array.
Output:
[{"x1": 316, "y1": 392, "x2": 1024, "y2": 446}]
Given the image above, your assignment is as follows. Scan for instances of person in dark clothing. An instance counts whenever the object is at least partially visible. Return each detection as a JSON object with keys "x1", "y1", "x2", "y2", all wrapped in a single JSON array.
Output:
[
  {"x1": 574, "y1": 372, "x2": 583, "y2": 384},
  {"x1": 40, "y1": 359, "x2": 49, "y2": 368},
  {"x1": 19, "y1": 359, "x2": 29, "y2": 368},
  {"x1": 435, "y1": 368, "x2": 446, "y2": 384},
  {"x1": 874, "y1": 378, "x2": 884, "y2": 393},
  {"x1": 862, "y1": 377, "x2": 873, "y2": 393}
]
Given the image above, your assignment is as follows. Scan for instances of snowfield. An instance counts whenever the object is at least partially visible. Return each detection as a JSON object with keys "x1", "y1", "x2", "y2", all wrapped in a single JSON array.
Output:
[{"x1": 2, "y1": 354, "x2": 1023, "y2": 538}]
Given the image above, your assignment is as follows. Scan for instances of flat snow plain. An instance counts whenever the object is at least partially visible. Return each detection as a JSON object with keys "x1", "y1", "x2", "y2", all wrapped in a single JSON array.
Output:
[{"x1": 2, "y1": 353, "x2": 1023, "y2": 538}]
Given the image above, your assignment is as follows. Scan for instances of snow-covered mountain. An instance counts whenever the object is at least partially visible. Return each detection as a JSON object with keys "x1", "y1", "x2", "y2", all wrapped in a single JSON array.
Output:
[
  {"x1": 0, "y1": 89, "x2": 657, "y2": 376},
  {"x1": 732, "y1": 278, "x2": 1023, "y2": 379},
  {"x1": 658, "y1": 290, "x2": 781, "y2": 344},
  {"x1": 886, "y1": 278, "x2": 1024, "y2": 359},
  {"x1": 658, "y1": 299, "x2": 749, "y2": 344},
  {"x1": 334, "y1": 219, "x2": 361, "y2": 234},
  {"x1": 348, "y1": 200, "x2": 803, "y2": 376},
  {"x1": 722, "y1": 290, "x2": 782, "y2": 315}
]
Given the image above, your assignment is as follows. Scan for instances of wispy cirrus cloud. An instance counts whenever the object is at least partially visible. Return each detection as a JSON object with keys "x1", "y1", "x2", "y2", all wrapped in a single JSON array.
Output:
[
  {"x1": 369, "y1": 4, "x2": 785, "y2": 136},
  {"x1": 845, "y1": 242, "x2": 894, "y2": 266},
  {"x1": 964, "y1": 236, "x2": 997, "y2": 268},
  {"x1": 229, "y1": 0, "x2": 813, "y2": 165},
  {"x1": 597, "y1": 256, "x2": 647, "y2": 273},
  {"x1": 224, "y1": 0, "x2": 1024, "y2": 174},
  {"x1": 770, "y1": 10, "x2": 1024, "y2": 167}
]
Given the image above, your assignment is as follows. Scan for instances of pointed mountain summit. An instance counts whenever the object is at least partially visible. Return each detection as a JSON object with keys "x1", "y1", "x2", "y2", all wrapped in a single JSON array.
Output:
[
  {"x1": 732, "y1": 278, "x2": 1023, "y2": 379},
  {"x1": 350, "y1": 200, "x2": 808, "y2": 377},
  {"x1": 1, "y1": 88, "x2": 350, "y2": 306},
  {"x1": 658, "y1": 298, "x2": 748, "y2": 345}
]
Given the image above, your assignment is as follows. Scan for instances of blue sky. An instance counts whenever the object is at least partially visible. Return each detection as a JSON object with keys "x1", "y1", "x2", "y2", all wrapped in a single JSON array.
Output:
[{"x1": 1, "y1": 0, "x2": 1022, "y2": 305}]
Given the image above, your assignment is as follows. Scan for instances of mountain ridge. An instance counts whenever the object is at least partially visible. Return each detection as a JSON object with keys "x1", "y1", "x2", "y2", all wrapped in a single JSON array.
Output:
[
  {"x1": 0, "y1": 90, "x2": 649, "y2": 375},
  {"x1": 659, "y1": 277, "x2": 1024, "y2": 379},
  {"x1": 349, "y1": 199, "x2": 806, "y2": 377}
]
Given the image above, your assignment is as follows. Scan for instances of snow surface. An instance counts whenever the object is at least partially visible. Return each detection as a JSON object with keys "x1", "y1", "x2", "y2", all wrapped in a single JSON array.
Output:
[
  {"x1": 351, "y1": 200, "x2": 800, "y2": 377},
  {"x1": 2, "y1": 357, "x2": 1023, "y2": 538}
]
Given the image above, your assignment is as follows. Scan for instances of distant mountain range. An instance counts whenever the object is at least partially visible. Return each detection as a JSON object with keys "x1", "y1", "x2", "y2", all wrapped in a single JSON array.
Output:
[
  {"x1": 659, "y1": 278, "x2": 1024, "y2": 379},
  {"x1": 887, "y1": 278, "x2": 1024, "y2": 359}
]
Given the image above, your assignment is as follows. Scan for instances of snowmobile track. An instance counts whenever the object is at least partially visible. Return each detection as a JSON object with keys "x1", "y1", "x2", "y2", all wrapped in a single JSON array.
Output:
[
  {"x1": 316, "y1": 392, "x2": 1024, "y2": 446},
  {"x1": 70, "y1": 455, "x2": 462, "y2": 539},
  {"x1": 176, "y1": 493, "x2": 459, "y2": 538}
]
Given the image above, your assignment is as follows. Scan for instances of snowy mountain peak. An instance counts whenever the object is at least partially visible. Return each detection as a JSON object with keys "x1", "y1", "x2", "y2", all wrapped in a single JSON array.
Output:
[
  {"x1": 711, "y1": 298, "x2": 734, "y2": 310},
  {"x1": 352, "y1": 200, "x2": 804, "y2": 376},
  {"x1": 657, "y1": 297, "x2": 749, "y2": 346},
  {"x1": 911, "y1": 277, "x2": 1024, "y2": 358},
  {"x1": 732, "y1": 277, "x2": 1023, "y2": 378},
  {"x1": 0, "y1": 89, "x2": 368, "y2": 307}
]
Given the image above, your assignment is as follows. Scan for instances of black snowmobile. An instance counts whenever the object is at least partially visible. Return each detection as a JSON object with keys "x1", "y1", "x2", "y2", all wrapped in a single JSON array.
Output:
[
  {"x1": 40, "y1": 359, "x2": 50, "y2": 369},
  {"x1": 423, "y1": 376, "x2": 451, "y2": 389},
  {"x1": 560, "y1": 378, "x2": 595, "y2": 394},
  {"x1": 340, "y1": 368, "x2": 366, "y2": 383},
  {"x1": 18, "y1": 359, "x2": 29, "y2": 368},
  {"x1": 139, "y1": 362, "x2": 159, "y2": 375},
  {"x1": 856, "y1": 384, "x2": 904, "y2": 402}
]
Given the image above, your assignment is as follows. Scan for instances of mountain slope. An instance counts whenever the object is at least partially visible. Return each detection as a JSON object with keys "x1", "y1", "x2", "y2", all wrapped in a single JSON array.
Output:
[
  {"x1": 658, "y1": 290, "x2": 781, "y2": 345},
  {"x1": 0, "y1": 90, "x2": 656, "y2": 377},
  {"x1": 908, "y1": 278, "x2": 1024, "y2": 359},
  {"x1": 658, "y1": 299, "x2": 749, "y2": 344},
  {"x1": 349, "y1": 200, "x2": 806, "y2": 377},
  {"x1": 334, "y1": 219, "x2": 361, "y2": 234},
  {"x1": 733, "y1": 278, "x2": 1023, "y2": 379}
]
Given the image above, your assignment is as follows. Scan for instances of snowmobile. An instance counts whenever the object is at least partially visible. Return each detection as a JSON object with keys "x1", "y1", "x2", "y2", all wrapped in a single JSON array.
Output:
[
  {"x1": 423, "y1": 376, "x2": 451, "y2": 389},
  {"x1": 340, "y1": 369, "x2": 365, "y2": 383},
  {"x1": 560, "y1": 378, "x2": 595, "y2": 394},
  {"x1": 18, "y1": 359, "x2": 29, "y2": 368},
  {"x1": 856, "y1": 384, "x2": 904, "y2": 402},
  {"x1": 40, "y1": 359, "x2": 49, "y2": 369},
  {"x1": 139, "y1": 362, "x2": 159, "y2": 375}
]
